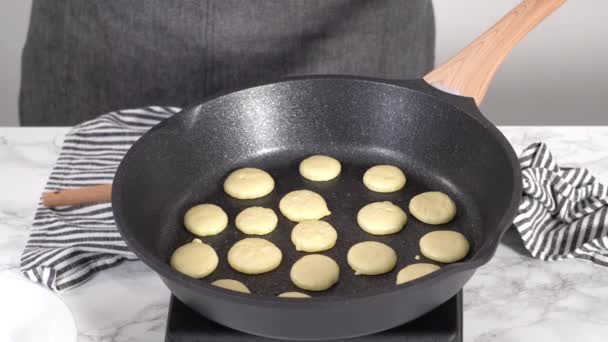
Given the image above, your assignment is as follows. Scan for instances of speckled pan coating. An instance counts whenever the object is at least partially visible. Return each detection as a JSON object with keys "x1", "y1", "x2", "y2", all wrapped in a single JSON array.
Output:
[{"x1": 113, "y1": 76, "x2": 521, "y2": 340}]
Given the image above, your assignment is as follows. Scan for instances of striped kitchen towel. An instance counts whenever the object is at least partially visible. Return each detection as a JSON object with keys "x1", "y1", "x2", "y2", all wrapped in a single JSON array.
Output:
[
  {"x1": 20, "y1": 106, "x2": 181, "y2": 291},
  {"x1": 21, "y1": 108, "x2": 608, "y2": 291},
  {"x1": 514, "y1": 142, "x2": 608, "y2": 266}
]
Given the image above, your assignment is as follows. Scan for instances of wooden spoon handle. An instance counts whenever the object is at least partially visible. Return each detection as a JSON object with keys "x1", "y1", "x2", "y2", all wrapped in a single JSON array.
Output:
[
  {"x1": 424, "y1": 0, "x2": 565, "y2": 105},
  {"x1": 42, "y1": 184, "x2": 112, "y2": 207}
]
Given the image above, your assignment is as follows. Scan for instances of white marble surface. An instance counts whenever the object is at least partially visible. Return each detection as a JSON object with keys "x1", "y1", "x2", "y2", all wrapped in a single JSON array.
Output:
[{"x1": 1, "y1": 126, "x2": 608, "y2": 342}]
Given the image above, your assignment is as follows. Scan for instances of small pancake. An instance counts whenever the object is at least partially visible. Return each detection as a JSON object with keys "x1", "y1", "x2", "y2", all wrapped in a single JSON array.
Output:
[
  {"x1": 396, "y1": 263, "x2": 441, "y2": 285},
  {"x1": 299, "y1": 155, "x2": 341, "y2": 181},
  {"x1": 224, "y1": 167, "x2": 275, "y2": 199},
  {"x1": 235, "y1": 207, "x2": 278, "y2": 235},
  {"x1": 227, "y1": 238, "x2": 283, "y2": 274},
  {"x1": 357, "y1": 201, "x2": 407, "y2": 235},
  {"x1": 409, "y1": 191, "x2": 456, "y2": 225},
  {"x1": 278, "y1": 292, "x2": 311, "y2": 298},
  {"x1": 184, "y1": 203, "x2": 228, "y2": 236},
  {"x1": 363, "y1": 165, "x2": 406, "y2": 193},
  {"x1": 419, "y1": 230, "x2": 470, "y2": 263},
  {"x1": 290, "y1": 254, "x2": 339, "y2": 291},
  {"x1": 279, "y1": 190, "x2": 331, "y2": 222},
  {"x1": 211, "y1": 279, "x2": 251, "y2": 293},
  {"x1": 347, "y1": 241, "x2": 397, "y2": 275},
  {"x1": 291, "y1": 220, "x2": 338, "y2": 252},
  {"x1": 170, "y1": 239, "x2": 218, "y2": 279}
]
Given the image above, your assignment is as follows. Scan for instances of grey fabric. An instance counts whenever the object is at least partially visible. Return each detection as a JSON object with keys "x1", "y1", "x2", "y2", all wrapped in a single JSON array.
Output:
[{"x1": 20, "y1": 0, "x2": 435, "y2": 126}]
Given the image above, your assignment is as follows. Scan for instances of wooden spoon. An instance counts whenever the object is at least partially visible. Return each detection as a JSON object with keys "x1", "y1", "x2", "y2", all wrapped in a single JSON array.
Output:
[{"x1": 42, "y1": 184, "x2": 112, "y2": 207}]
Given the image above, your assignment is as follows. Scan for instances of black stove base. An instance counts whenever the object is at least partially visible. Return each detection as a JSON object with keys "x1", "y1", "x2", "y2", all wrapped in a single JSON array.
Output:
[{"x1": 166, "y1": 291, "x2": 462, "y2": 341}]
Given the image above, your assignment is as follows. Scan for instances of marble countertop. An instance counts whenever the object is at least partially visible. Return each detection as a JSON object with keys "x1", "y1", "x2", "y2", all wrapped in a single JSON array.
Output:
[{"x1": 1, "y1": 127, "x2": 608, "y2": 342}]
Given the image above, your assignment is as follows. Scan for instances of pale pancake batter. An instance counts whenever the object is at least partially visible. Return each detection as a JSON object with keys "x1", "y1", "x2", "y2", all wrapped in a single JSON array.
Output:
[
  {"x1": 419, "y1": 230, "x2": 470, "y2": 263},
  {"x1": 235, "y1": 207, "x2": 278, "y2": 235},
  {"x1": 363, "y1": 165, "x2": 406, "y2": 193},
  {"x1": 409, "y1": 191, "x2": 457, "y2": 225},
  {"x1": 184, "y1": 203, "x2": 228, "y2": 236},
  {"x1": 278, "y1": 292, "x2": 311, "y2": 298},
  {"x1": 170, "y1": 239, "x2": 218, "y2": 278},
  {"x1": 357, "y1": 201, "x2": 407, "y2": 235},
  {"x1": 299, "y1": 155, "x2": 341, "y2": 181},
  {"x1": 211, "y1": 279, "x2": 251, "y2": 293},
  {"x1": 224, "y1": 167, "x2": 275, "y2": 199},
  {"x1": 347, "y1": 241, "x2": 397, "y2": 275},
  {"x1": 291, "y1": 220, "x2": 338, "y2": 252},
  {"x1": 228, "y1": 238, "x2": 283, "y2": 274},
  {"x1": 396, "y1": 263, "x2": 440, "y2": 285},
  {"x1": 279, "y1": 190, "x2": 331, "y2": 222},
  {"x1": 290, "y1": 254, "x2": 339, "y2": 291}
]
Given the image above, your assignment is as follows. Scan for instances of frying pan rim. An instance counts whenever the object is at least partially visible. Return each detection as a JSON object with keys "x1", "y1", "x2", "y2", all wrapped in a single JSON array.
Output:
[{"x1": 112, "y1": 75, "x2": 522, "y2": 306}]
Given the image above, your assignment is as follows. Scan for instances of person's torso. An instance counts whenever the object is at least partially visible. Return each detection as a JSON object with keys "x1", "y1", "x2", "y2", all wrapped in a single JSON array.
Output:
[{"x1": 21, "y1": 0, "x2": 435, "y2": 125}]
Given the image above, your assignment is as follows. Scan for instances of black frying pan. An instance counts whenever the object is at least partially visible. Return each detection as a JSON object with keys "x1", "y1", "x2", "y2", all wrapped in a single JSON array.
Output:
[{"x1": 112, "y1": 1, "x2": 564, "y2": 340}]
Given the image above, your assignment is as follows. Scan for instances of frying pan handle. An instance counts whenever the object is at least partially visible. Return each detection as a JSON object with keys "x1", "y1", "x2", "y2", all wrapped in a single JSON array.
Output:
[{"x1": 423, "y1": 0, "x2": 565, "y2": 105}]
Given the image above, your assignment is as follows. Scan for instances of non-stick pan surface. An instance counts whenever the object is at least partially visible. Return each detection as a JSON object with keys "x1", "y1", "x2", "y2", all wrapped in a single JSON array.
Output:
[{"x1": 113, "y1": 77, "x2": 521, "y2": 339}]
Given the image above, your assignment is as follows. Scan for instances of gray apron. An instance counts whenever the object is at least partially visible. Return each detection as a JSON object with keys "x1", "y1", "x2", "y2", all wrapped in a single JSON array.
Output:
[{"x1": 20, "y1": 0, "x2": 435, "y2": 126}]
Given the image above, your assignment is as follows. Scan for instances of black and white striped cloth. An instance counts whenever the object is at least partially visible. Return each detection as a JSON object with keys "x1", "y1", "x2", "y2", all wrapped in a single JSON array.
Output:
[
  {"x1": 21, "y1": 107, "x2": 180, "y2": 291},
  {"x1": 514, "y1": 142, "x2": 608, "y2": 266},
  {"x1": 21, "y1": 109, "x2": 608, "y2": 291}
]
